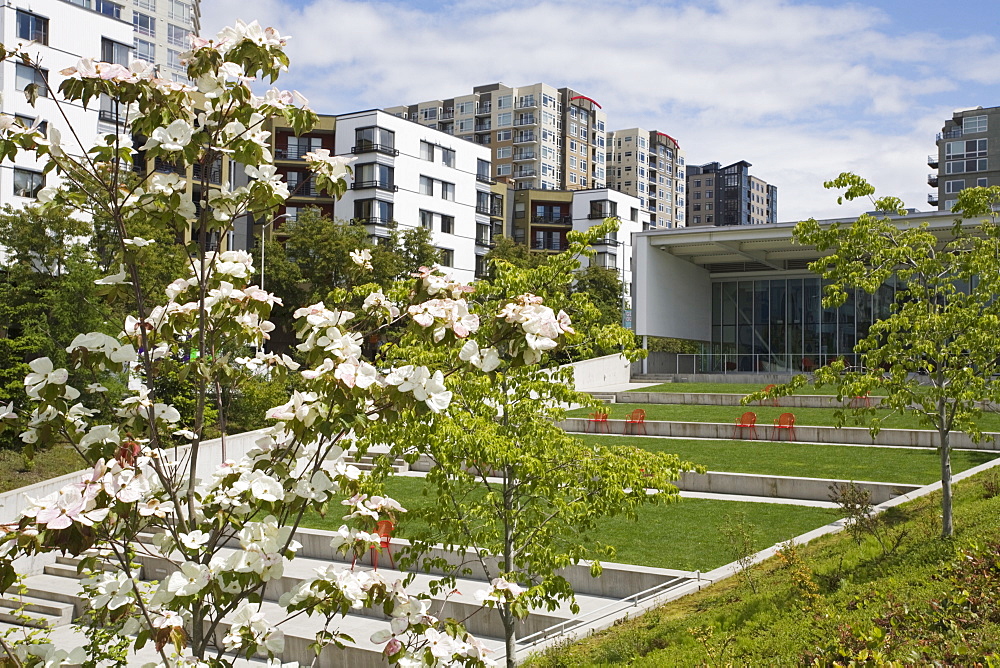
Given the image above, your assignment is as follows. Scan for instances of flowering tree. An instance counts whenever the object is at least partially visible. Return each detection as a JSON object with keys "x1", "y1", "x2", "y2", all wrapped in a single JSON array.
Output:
[{"x1": 0, "y1": 22, "x2": 578, "y2": 666}]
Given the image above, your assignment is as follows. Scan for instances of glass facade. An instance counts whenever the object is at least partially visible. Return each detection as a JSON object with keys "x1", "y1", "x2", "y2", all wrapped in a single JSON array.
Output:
[{"x1": 710, "y1": 277, "x2": 899, "y2": 372}]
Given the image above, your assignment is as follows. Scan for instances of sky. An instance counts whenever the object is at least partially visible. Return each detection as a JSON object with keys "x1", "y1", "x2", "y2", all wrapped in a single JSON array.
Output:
[{"x1": 200, "y1": 0, "x2": 1000, "y2": 222}]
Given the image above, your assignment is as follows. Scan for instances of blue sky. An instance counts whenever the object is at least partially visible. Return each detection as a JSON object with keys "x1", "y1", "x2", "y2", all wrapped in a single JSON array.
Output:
[{"x1": 201, "y1": 0, "x2": 1000, "y2": 221}]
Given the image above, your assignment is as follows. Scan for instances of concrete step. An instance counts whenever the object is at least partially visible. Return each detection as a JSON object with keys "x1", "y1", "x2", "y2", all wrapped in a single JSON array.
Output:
[{"x1": 0, "y1": 593, "x2": 74, "y2": 628}]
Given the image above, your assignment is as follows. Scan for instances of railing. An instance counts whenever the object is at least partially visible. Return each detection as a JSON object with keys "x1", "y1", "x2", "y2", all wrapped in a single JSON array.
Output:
[
  {"x1": 514, "y1": 132, "x2": 536, "y2": 143},
  {"x1": 588, "y1": 211, "x2": 616, "y2": 220},
  {"x1": 475, "y1": 104, "x2": 491, "y2": 115},
  {"x1": 927, "y1": 154, "x2": 939, "y2": 166},
  {"x1": 475, "y1": 235, "x2": 491, "y2": 247},
  {"x1": 351, "y1": 180, "x2": 398, "y2": 192},
  {"x1": 514, "y1": 168, "x2": 536, "y2": 177},
  {"x1": 928, "y1": 193, "x2": 939, "y2": 205},
  {"x1": 98, "y1": 109, "x2": 123, "y2": 124},
  {"x1": 475, "y1": 205, "x2": 492, "y2": 215},
  {"x1": 928, "y1": 173, "x2": 938, "y2": 186},
  {"x1": 515, "y1": 577, "x2": 695, "y2": 651},
  {"x1": 530, "y1": 239, "x2": 567, "y2": 251},
  {"x1": 531, "y1": 215, "x2": 571, "y2": 224},
  {"x1": 513, "y1": 150, "x2": 535, "y2": 161},
  {"x1": 516, "y1": 98, "x2": 536, "y2": 109},
  {"x1": 513, "y1": 116, "x2": 536, "y2": 126},
  {"x1": 440, "y1": 110, "x2": 454, "y2": 120},
  {"x1": 661, "y1": 353, "x2": 865, "y2": 374},
  {"x1": 351, "y1": 143, "x2": 399, "y2": 157},
  {"x1": 475, "y1": 122, "x2": 492, "y2": 132},
  {"x1": 275, "y1": 145, "x2": 318, "y2": 160},
  {"x1": 937, "y1": 129, "x2": 962, "y2": 140},
  {"x1": 476, "y1": 173, "x2": 496, "y2": 185}
]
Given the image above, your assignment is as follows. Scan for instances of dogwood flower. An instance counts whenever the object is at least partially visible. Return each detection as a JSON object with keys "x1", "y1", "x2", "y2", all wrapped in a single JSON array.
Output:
[{"x1": 350, "y1": 248, "x2": 373, "y2": 270}]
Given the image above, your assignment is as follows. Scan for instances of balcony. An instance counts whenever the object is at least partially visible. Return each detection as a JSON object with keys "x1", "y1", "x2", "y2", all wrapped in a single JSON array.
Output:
[
  {"x1": 475, "y1": 121, "x2": 492, "y2": 132},
  {"x1": 475, "y1": 205, "x2": 492, "y2": 215},
  {"x1": 513, "y1": 116, "x2": 536, "y2": 126},
  {"x1": 514, "y1": 132, "x2": 537, "y2": 144},
  {"x1": 476, "y1": 173, "x2": 497, "y2": 185},
  {"x1": 927, "y1": 154, "x2": 939, "y2": 168},
  {"x1": 288, "y1": 180, "x2": 323, "y2": 197},
  {"x1": 192, "y1": 162, "x2": 222, "y2": 185},
  {"x1": 476, "y1": 104, "x2": 492, "y2": 116},
  {"x1": 530, "y1": 239, "x2": 567, "y2": 251},
  {"x1": 513, "y1": 168, "x2": 537, "y2": 178},
  {"x1": 98, "y1": 108, "x2": 124, "y2": 124},
  {"x1": 928, "y1": 193, "x2": 939, "y2": 206},
  {"x1": 352, "y1": 180, "x2": 398, "y2": 193},
  {"x1": 440, "y1": 109, "x2": 455, "y2": 120},
  {"x1": 937, "y1": 128, "x2": 962, "y2": 141},
  {"x1": 476, "y1": 235, "x2": 492, "y2": 247},
  {"x1": 588, "y1": 211, "x2": 618, "y2": 220},
  {"x1": 516, "y1": 97, "x2": 537, "y2": 109},
  {"x1": 351, "y1": 143, "x2": 399, "y2": 157},
  {"x1": 354, "y1": 217, "x2": 397, "y2": 238},
  {"x1": 928, "y1": 173, "x2": 938, "y2": 187},
  {"x1": 531, "y1": 214, "x2": 571, "y2": 225},
  {"x1": 512, "y1": 150, "x2": 535, "y2": 161},
  {"x1": 276, "y1": 145, "x2": 315, "y2": 160},
  {"x1": 592, "y1": 238, "x2": 620, "y2": 251}
]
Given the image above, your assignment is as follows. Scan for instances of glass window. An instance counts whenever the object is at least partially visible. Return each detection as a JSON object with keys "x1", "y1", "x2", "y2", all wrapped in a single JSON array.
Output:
[
  {"x1": 963, "y1": 115, "x2": 988, "y2": 134},
  {"x1": 101, "y1": 38, "x2": 131, "y2": 66},
  {"x1": 355, "y1": 126, "x2": 395, "y2": 153},
  {"x1": 167, "y1": 49, "x2": 184, "y2": 70},
  {"x1": 441, "y1": 215, "x2": 454, "y2": 234},
  {"x1": 419, "y1": 175, "x2": 434, "y2": 196},
  {"x1": 496, "y1": 163, "x2": 511, "y2": 176},
  {"x1": 457, "y1": 101, "x2": 474, "y2": 115},
  {"x1": 15, "y1": 64, "x2": 48, "y2": 97},
  {"x1": 354, "y1": 199, "x2": 393, "y2": 225},
  {"x1": 13, "y1": 169, "x2": 43, "y2": 198},
  {"x1": 496, "y1": 129, "x2": 511, "y2": 142},
  {"x1": 477, "y1": 159, "x2": 491, "y2": 178},
  {"x1": 496, "y1": 95, "x2": 512, "y2": 109},
  {"x1": 168, "y1": 0, "x2": 189, "y2": 21},
  {"x1": 497, "y1": 112, "x2": 512, "y2": 127},
  {"x1": 441, "y1": 182, "x2": 455, "y2": 201},
  {"x1": 95, "y1": 0, "x2": 122, "y2": 17},
  {"x1": 439, "y1": 248, "x2": 454, "y2": 266},
  {"x1": 133, "y1": 11, "x2": 155, "y2": 36},
  {"x1": 355, "y1": 163, "x2": 394, "y2": 189},
  {"x1": 167, "y1": 23, "x2": 188, "y2": 48},
  {"x1": 134, "y1": 38, "x2": 155, "y2": 63},
  {"x1": 17, "y1": 11, "x2": 48, "y2": 44},
  {"x1": 419, "y1": 209, "x2": 433, "y2": 230},
  {"x1": 420, "y1": 141, "x2": 434, "y2": 161},
  {"x1": 134, "y1": 0, "x2": 155, "y2": 9},
  {"x1": 945, "y1": 179, "x2": 965, "y2": 194},
  {"x1": 496, "y1": 146, "x2": 511, "y2": 159},
  {"x1": 441, "y1": 148, "x2": 455, "y2": 168}
]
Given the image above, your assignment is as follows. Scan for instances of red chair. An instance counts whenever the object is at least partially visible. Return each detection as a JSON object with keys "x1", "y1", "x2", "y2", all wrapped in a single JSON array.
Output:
[
  {"x1": 587, "y1": 411, "x2": 609, "y2": 433},
  {"x1": 733, "y1": 411, "x2": 757, "y2": 440},
  {"x1": 623, "y1": 409, "x2": 646, "y2": 435},
  {"x1": 770, "y1": 413, "x2": 796, "y2": 441},
  {"x1": 850, "y1": 393, "x2": 871, "y2": 408},
  {"x1": 351, "y1": 519, "x2": 395, "y2": 571},
  {"x1": 759, "y1": 384, "x2": 779, "y2": 407}
]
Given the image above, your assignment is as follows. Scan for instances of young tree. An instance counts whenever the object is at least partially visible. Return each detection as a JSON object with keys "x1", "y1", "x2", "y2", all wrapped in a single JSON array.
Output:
[
  {"x1": 0, "y1": 23, "x2": 571, "y2": 666},
  {"x1": 382, "y1": 221, "x2": 700, "y2": 666},
  {"x1": 571, "y1": 263, "x2": 623, "y2": 327},
  {"x1": 773, "y1": 174, "x2": 1000, "y2": 538}
]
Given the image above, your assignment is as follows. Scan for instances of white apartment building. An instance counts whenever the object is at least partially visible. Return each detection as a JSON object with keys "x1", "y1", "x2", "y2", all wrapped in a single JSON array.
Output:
[
  {"x1": 607, "y1": 128, "x2": 686, "y2": 229},
  {"x1": 0, "y1": 0, "x2": 134, "y2": 209},
  {"x1": 386, "y1": 82, "x2": 608, "y2": 193}
]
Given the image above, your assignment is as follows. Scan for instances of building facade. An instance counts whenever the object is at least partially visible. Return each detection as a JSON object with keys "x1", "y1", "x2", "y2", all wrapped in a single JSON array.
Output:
[
  {"x1": 109, "y1": 0, "x2": 199, "y2": 80},
  {"x1": 606, "y1": 128, "x2": 686, "y2": 229},
  {"x1": 930, "y1": 105, "x2": 1000, "y2": 211},
  {"x1": 260, "y1": 110, "x2": 499, "y2": 284},
  {"x1": 386, "y1": 82, "x2": 608, "y2": 192},
  {"x1": 1, "y1": 0, "x2": 134, "y2": 209},
  {"x1": 686, "y1": 161, "x2": 777, "y2": 227}
]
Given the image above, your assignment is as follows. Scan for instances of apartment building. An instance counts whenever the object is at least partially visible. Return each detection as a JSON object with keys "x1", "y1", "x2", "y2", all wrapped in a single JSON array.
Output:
[
  {"x1": 385, "y1": 82, "x2": 608, "y2": 192},
  {"x1": 259, "y1": 110, "x2": 500, "y2": 283},
  {"x1": 0, "y1": 0, "x2": 134, "y2": 209},
  {"x1": 686, "y1": 161, "x2": 777, "y2": 227},
  {"x1": 607, "y1": 128, "x2": 686, "y2": 229},
  {"x1": 930, "y1": 105, "x2": 1000, "y2": 211}
]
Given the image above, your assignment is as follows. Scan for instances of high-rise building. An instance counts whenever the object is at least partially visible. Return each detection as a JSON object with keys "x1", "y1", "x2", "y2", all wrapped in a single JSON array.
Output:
[
  {"x1": 1, "y1": 0, "x2": 134, "y2": 209},
  {"x1": 80, "y1": 0, "x2": 201, "y2": 80},
  {"x1": 386, "y1": 82, "x2": 608, "y2": 192},
  {"x1": 606, "y1": 128, "x2": 686, "y2": 229},
  {"x1": 257, "y1": 109, "x2": 502, "y2": 283},
  {"x1": 930, "y1": 105, "x2": 1000, "y2": 211},
  {"x1": 686, "y1": 161, "x2": 777, "y2": 227}
]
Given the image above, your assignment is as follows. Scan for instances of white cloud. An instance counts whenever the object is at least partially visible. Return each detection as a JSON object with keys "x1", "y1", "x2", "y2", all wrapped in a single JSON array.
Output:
[{"x1": 200, "y1": 0, "x2": 1000, "y2": 220}]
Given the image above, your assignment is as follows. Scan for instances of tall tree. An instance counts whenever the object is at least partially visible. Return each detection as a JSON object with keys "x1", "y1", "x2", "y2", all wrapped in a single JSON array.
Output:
[{"x1": 769, "y1": 175, "x2": 1000, "y2": 538}]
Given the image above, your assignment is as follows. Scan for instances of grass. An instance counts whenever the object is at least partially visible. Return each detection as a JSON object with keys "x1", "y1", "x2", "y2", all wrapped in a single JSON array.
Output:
[
  {"x1": 299, "y1": 475, "x2": 841, "y2": 571},
  {"x1": 524, "y1": 468, "x2": 1000, "y2": 667},
  {"x1": 570, "y1": 402, "x2": 1000, "y2": 432},
  {"x1": 577, "y1": 435, "x2": 997, "y2": 484},
  {"x1": 0, "y1": 445, "x2": 87, "y2": 495}
]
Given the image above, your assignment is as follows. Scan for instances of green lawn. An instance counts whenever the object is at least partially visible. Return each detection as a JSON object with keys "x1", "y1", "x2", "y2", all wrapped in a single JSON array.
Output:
[
  {"x1": 570, "y1": 402, "x2": 1000, "y2": 432},
  {"x1": 0, "y1": 445, "x2": 88, "y2": 495},
  {"x1": 578, "y1": 435, "x2": 997, "y2": 484},
  {"x1": 630, "y1": 382, "x2": 850, "y2": 395},
  {"x1": 300, "y1": 476, "x2": 841, "y2": 571}
]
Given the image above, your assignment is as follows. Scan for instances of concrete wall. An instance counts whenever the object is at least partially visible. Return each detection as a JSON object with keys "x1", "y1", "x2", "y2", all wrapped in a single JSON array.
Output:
[
  {"x1": 561, "y1": 417, "x2": 1000, "y2": 451},
  {"x1": 619, "y1": 391, "x2": 886, "y2": 409},
  {"x1": 563, "y1": 353, "x2": 632, "y2": 391},
  {"x1": 634, "y1": 238, "x2": 712, "y2": 340},
  {"x1": 677, "y1": 470, "x2": 918, "y2": 505}
]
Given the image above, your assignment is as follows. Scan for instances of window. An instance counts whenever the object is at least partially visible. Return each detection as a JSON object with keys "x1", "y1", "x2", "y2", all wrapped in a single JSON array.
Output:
[
  {"x1": 355, "y1": 126, "x2": 395, "y2": 154},
  {"x1": 946, "y1": 139, "x2": 987, "y2": 159},
  {"x1": 421, "y1": 107, "x2": 438, "y2": 121},
  {"x1": 441, "y1": 148, "x2": 455, "y2": 168},
  {"x1": 134, "y1": 39, "x2": 155, "y2": 63},
  {"x1": 102, "y1": 38, "x2": 131, "y2": 66},
  {"x1": 133, "y1": 11, "x2": 155, "y2": 36},
  {"x1": 705, "y1": 190, "x2": 713, "y2": 198},
  {"x1": 457, "y1": 119, "x2": 473, "y2": 132},
  {"x1": 354, "y1": 199, "x2": 393, "y2": 225},
  {"x1": 134, "y1": 0, "x2": 155, "y2": 9},
  {"x1": 419, "y1": 210, "x2": 433, "y2": 230},
  {"x1": 457, "y1": 101, "x2": 475, "y2": 115},
  {"x1": 168, "y1": 0, "x2": 189, "y2": 21},
  {"x1": 167, "y1": 49, "x2": 183, "y2": 70},
  {"x1": 496, "y1": 130, "x2": 511, "y2": 142},
  {"x1": 441, "y1": 215, "x2": 454, "y2": 234},
  {"x1": 439, "y1": 248, "x2": 454, "y2": 267},
  {"x1": 13, "y1": 169, "x2": 43, "y2": 198},
  {"x1": 945, "y1": 179, "x2": 965, "y2": 194},
  {"x1": 168, "y1": 23, "x2": 188, "y2": 47},
  {"x1": 497, "y1": 95, "x2": 512, "y2": 109},
  {"x1": 419, "y1": 176, "x2": 434, "y2": 196},
  {"x1": 420, "y1": 141, "x2": 434, "y2": 161},
  {"x1": 979, "y1": 177, "x2": 989, "y2": 187},
  {"x1": 95, "y1": 0, "x2": 122, "y2": 17},
  {"x1": 963, "y1": 115, "x2": 988, "y2": 134},
  {"x1": 496, "y1": 163, "x2": 511, "y2": 176},
  {"x1": 946, "y1": 159, "x2": 988, "y2": 174},
  {"x1": 496, "y1": 146, "x2": 511, "y2": 159},
  {"x1": 17, "y1": 11, "x2": 48, "y2": 44},
  {"x1": 477, "y1": 159, "x2": 491, "y2": 179},
  {"x1": 441, "y1": 182, "x2": 455, "y2": 201},
  {"x1": 497, "y1": 112, "x2": 512, "y2": 127},
  {"x1": 15, "y1": 64, "x2": 48, "y2": 98},
  {"x1": 355, "y1": 163, "x2": 394, "y2": 190},
  {"x1": 15, "y1": 115, "x2": 46, "y2": 134}
]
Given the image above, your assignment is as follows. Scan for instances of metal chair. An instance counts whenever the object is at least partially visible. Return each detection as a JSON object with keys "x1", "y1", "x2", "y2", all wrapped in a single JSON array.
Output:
[
  {"x1": 733, "y1": 411, "x2": 758, "y2": 440},
  {"x1": 587, "y1": 411, "x2": 610, "y2": 433},
  {"x1": 351, "y1": 519, "x2": 396, "y2": 571},
  {"x1": 623, "y1": 409, "x2": 646, "y2": 435},
  {"x1": 770, "y1": 412, "x2": 796, "y2": 441},
  {"x1": 759, "y1": 384, "x2": 779, "y2": 407}
]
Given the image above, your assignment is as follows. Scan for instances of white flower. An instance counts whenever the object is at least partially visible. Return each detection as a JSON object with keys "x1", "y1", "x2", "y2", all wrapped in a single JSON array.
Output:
[
  {"x1": 95, "y1": 266, "x2": 130, "y2": 285},
  {"x1": 123, "y1": 237, "x2": 155, "y2": 247},
  {"x1": 165, "y1": 561, "x2": 210, "y2": 597},
  {"x1": 350, "y1": 248, "x2": 373, "y2": 270},
  {"x1": 24, "y1": 357, "x2": 69, "y2": 397},
  {"x1": 143, "y1": 119, "x2": 194, "y2": 151},
  {"x1": 179, "y1": 530, "x2": 210, "y2": 550}
]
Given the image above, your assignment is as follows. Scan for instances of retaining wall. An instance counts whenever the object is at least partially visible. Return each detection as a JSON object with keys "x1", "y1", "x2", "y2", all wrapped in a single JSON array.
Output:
[
  {"x1": 563, "y1": 353, "x2": 632, "y2": 391},
  {"x1": 561, "y1": 417, "x2": 1000, "y2": 451},
  {"x1": 617, "y1": 392, "x2": 885, "y2": 409}
]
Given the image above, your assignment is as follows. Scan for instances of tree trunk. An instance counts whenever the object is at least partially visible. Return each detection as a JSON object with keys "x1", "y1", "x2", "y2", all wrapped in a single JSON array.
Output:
[
  {"x1": 939, "y1": 427, "x2": 953, "y2": 538},
  {"x1": 503, "y1": 465, "x2": 516, "y2": 668}
]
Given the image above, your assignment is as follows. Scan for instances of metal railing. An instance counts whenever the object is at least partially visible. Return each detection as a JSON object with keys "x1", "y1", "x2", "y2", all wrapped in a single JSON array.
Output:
[
  {"x1": 654, "y1": 353, "x2": 865, "y2": 375},
  {"x1": 351, "y1": 143, "x2": 399, "y2": 156}
]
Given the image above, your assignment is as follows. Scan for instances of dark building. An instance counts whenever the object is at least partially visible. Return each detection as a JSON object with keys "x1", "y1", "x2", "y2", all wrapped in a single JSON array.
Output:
[{"x1": 686, "y1": 161, "x2": 777, "y2": 227}]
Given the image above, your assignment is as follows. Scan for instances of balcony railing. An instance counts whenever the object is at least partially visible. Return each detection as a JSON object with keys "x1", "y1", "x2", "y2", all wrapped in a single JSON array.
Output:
[
  {"x1": 440, "y1": 109, "x2": 455, "y2": 120},
  {"x1": 530, "y1": 239, "x2": 567, "y2": 251},
  {"x1": 476, "y1": 104, "x2": 492, "y2": 115},
  {"x1": 476, "y1": 173, "x2": 497, "y2": 184},
  {"x1": 937, "y1": 128, "x2": 963, "y2": 141},
  {"x1": 98, "y1": 109, "x2": 124, "y2": 124},
  {"x1": 928, "y1": 193, "x2": 939, "y2": 205},
  {"x1": 475, "y1": 122, "x2": 492, "y2": 132},
  {"x1": 513, "y1": 150, "x2": 535, "y2": 161},
  {"x1": 531, "y1": 214, "x2": 571, "y2": 225},
  {"x1": 928, "y1": 173, "x2": 938, "y2": 187},
  {"x1": 192, "y1": 162, "x2": 222, "y2": 185},
  {"x1": 514, "y1": 132, "x2": 536, "y2": 143},
  {"x1": 352, "y1": 143, "x2": 399, "y2": 157},
  {"x1": 513, "y1": 116, "x2": 536, "y2": 126},
  {"x1": 276, "y1": 145, "x2": 315, "y2": 160},
  {"x1": 352, "y1": 180, "x2": 398, "y2": 192},
  {"x1": 515, "y1": 97, "x2": 537, "y2": 109},
  {"x1": 514, "y1": 168, "x2": 536, "y2": 178},
  {"x1": 475, "y1": 205, "x2": 492, "y2": 215},
  {"x1": 288, "y1": 181, "x2": 322, "y2": 197},
  {"x1": 927, "y1": 154, "x2": 939, "y2": 168},
  {"x1": 588, "y1": 211, "x2": 618, "y2": 220}
]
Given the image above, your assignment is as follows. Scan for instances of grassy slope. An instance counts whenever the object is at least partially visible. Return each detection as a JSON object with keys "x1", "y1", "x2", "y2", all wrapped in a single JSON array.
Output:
[
  {"x1": 578, "y1": 435, "x2": 997, "y2": 484},
  {"x1": 0, "y1": 445, "x2": 87, "y2": 494},
  {"x1": 571, "y1": 402, "x2": 1000, "y2": 432},
  {"x1": 525, "y1": 470, "x2": 1000, "y2": 667},
  {"x1": 299, "y1": 476, "x2": 841, "y2": 571}
]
